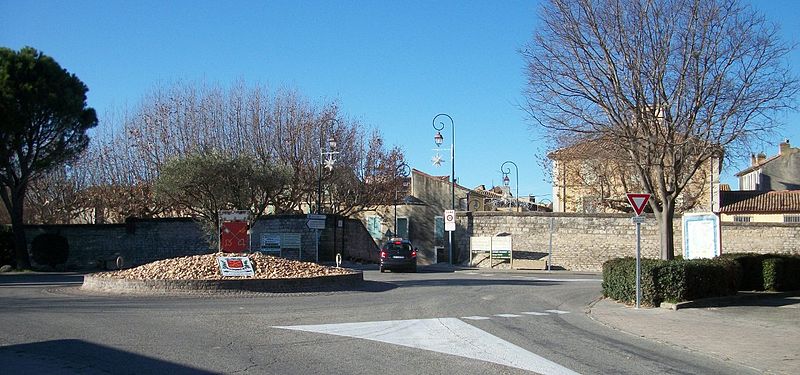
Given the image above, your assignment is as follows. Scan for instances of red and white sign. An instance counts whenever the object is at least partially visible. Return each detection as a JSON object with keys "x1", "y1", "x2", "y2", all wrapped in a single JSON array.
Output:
[
  {"x1": 626, "y1": 193, "x2": 651, "y2": 216},
  {"x1": 216, "y1": 256, "x2": 255, "y2": 277},
  {"x1": 220, "y1": 221, "x2": 249, "y2": 253}
]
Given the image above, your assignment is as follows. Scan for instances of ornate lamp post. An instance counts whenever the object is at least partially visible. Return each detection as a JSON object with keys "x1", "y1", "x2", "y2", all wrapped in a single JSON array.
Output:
[
  {"x1": 501, "y1": 160, "x2": 519, "y2": 212},
  {"x1": 394, "y1": 162, "x2": 411, "y2": 236},
  {"x1": 317, "y1": 118, "x2": 340, "y2": 214},
  {"x1": 432, "y1": 113, "x2": 455, "y2": 264}
]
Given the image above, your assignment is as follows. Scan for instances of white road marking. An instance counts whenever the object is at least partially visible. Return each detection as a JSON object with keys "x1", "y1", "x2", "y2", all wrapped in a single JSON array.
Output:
[
  {"x1": 494, "y1": 314, "x2": 522, "y2": 318},
  {"x1": 462, "y1": 316, "x2": 492, "y2": 320},
  {"x1": 482, "y1": 274, "x2": 495, "y2": 277},
  {"x1": 545, "y1": 310, "x2": 570, "y2": 315},
  {"x1": 274, "y1": 318, "x2": 580, "y2": 375},
  {"x1": 528, "y1": 278, "x2": 600, "y2": 283},
  {"x1": 521, "y1": 312, "x2": 550, "y2": 316}
]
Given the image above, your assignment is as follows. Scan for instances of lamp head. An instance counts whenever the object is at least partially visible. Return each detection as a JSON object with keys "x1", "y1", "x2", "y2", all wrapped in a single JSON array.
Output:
[{"x1": 434, "y1": 131, "x2": 444, "y2": 147}]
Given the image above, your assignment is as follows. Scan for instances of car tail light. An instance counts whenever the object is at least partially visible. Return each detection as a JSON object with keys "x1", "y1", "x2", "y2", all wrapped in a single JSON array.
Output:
[
  {"x1": 380, "y1": 250, "x2": 387, "y2": 258},
  {"x1": 411, "y1": 250, "x2": 417, "y2": 257}
]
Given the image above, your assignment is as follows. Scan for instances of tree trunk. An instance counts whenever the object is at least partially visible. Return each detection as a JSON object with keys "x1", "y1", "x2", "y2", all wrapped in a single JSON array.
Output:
[
  {"x1": 659, "y1": 200, "x2": 676, "y2": 260},
  {"x1": 10, "y1": 191, "x2": 31, "y2": 269}
]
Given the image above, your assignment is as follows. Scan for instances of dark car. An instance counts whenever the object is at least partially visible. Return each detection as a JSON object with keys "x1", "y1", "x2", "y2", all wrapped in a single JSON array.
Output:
[{"x1": 379, "y1": 238, "x2": 417, "y2": 273}]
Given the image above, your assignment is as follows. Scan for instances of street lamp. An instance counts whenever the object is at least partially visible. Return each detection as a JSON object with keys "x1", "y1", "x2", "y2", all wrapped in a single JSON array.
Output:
[
  {"x1": 318, "y1": 118, "x2": 340, "y2": 214},
  {"x1": 432, "y1": 113, "x2": 455, "y2": 264},
  {"x1": 394, "y1": 162, "x2": 411, "y2": 237},
  {"x1": 501, "y1": 160, "x2": 519, "y2": 212}
]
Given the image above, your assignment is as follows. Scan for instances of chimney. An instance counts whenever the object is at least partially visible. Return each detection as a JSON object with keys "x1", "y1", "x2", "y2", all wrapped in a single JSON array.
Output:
[
  {"x1": 756, "y1": 152, "x2": 767, "y2": 164},
  {"x1": 779, "y1": 139, "x2": 790, "y2": 155},
  {"x1": 750, "y1": 153, "x2": 757, "y2": 166}
]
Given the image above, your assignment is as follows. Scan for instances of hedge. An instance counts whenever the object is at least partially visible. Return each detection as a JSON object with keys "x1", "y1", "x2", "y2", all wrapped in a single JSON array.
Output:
[
  {"x1": 602, "y1": 257, "x2": 738, "y2": 306},
  {"x1": 717, "y1": 253, "x2": 765, "y2": 290},
  {"x1": 720, "y1": 253, "x2": 800, "y2": 292},
  {"x1": 762, "y1": 257, "x2": 800, "y2": 292}
]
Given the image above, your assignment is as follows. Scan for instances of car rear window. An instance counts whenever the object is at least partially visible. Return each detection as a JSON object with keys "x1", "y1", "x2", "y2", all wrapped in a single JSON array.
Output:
[{"x1": 385, "y1": 243, "x2": 412, "y2": 254}]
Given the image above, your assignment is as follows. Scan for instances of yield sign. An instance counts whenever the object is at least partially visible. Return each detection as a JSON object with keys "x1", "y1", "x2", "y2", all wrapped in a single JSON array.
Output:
[{"x1": 626, "y1": 193, "x2": 651, "y2": 216}]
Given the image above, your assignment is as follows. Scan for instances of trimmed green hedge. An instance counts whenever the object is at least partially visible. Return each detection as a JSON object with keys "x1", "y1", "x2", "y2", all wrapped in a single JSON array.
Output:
[
  {"x1": 718, "y1": 253, "x2": 765, "y2": 290},
  {"x1": 763, "y1": 257, "x2": 800, "y2": 291},
  {"x1": 603, "y1": 257, "x2": 738, "y2": 306},
  {"x1": 719, "y1": 253, "x2": 800, "y2": 292}
]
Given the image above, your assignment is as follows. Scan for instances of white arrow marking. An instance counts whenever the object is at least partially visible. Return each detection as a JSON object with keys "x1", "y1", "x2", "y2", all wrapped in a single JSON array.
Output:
[{"x1": 274, "y1": 318, "x2": 579, "y2": 375}]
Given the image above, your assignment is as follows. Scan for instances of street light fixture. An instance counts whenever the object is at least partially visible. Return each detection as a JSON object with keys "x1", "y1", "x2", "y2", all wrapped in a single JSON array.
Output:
[
  {"x1": 394, "y1": 162, "x2": 411, "y2": 237},
  {"x1": 431, "y1": 113, "x2": 455, "y2": 264},
  {"x1": 501, "y1": 160, "x2": 519, "y2": 212},
  {"x1": 318, "y1": 118, "x2": 340, "y2": 214}
]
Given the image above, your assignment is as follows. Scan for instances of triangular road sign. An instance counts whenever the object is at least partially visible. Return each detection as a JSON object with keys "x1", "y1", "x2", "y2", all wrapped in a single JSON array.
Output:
[{"x1": 626, "y1": 193, "x2": 651, "y2": 216}]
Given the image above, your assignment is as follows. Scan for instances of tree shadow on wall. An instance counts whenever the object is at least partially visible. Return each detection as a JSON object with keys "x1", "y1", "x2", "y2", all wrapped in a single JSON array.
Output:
[{"x1": 0, "y1": 339, "x2": 215, "y2": 374}]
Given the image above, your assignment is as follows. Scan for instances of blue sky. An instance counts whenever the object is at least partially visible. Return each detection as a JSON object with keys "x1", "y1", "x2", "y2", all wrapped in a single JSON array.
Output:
[{"x1": 2, "y1": 0, "x2": 798, "y2": 202}]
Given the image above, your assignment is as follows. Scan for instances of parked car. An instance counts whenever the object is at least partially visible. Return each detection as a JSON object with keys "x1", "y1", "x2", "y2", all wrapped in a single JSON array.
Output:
[{"x1": 379, "y1": 238, "x2": 417, "y2": 273}]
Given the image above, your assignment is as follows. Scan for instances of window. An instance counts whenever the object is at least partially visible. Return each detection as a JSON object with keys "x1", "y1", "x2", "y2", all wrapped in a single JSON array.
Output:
[
  {"x1": 396, "y1": 217, "x2": 409, "y2": 239},
  {"x1": 367, "y1": 216, "x2": 382, "y2": 238},
  {"x1": 733, "y1": 216, "x2": 752, "y2": 223},
  {"x1": 434, "y1": 216, "x2": 444, "y2": 243},
  {"x1": 784, "y1": 215, "x2": 800, "y2": 223}
]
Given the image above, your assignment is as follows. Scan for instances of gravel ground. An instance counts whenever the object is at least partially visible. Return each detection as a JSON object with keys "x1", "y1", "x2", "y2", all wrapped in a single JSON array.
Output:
[{"x1": 91, "y1": 252, "x2": 355, "y2": 280}]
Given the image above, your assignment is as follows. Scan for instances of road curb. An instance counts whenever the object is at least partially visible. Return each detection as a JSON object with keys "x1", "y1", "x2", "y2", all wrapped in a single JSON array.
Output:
[
  {"x1": 81, "y1": 272, "x2": 364, "y2": 294},
  {"x1": 659, "y1": 290, "x2": 800, "y2": 310}
]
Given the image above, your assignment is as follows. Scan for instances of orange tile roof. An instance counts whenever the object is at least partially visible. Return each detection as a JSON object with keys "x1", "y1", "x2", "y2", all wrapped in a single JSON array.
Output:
[{"x1": 719, "y1": 190, "x2": 800, "y2": 213}]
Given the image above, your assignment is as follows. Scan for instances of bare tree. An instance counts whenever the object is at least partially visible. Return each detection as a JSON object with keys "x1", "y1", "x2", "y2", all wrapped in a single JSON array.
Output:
[
  {"x1": 523, "y1": 0, "x2": 798, "y2": 259},
  {"x1": 78, "y1": 81, "x2": 402, "y2": 220}
]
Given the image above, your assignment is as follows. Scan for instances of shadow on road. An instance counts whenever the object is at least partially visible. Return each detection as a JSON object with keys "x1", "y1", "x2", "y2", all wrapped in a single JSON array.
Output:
[
  {"x1": 0, "y1": 273, "x2": 85, "y2": 285},
  {"x1": 0, "y1": 339, "x2": 215, "y2": 374}
]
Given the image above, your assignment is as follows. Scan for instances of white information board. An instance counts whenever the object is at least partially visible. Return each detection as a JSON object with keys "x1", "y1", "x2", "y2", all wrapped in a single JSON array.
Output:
[
  {"x1": 682, "y1": 213, "x2": 721, "y2": 259},
  {"x1": 217, "y1": 256, "x2": 255, "y2": 277}
]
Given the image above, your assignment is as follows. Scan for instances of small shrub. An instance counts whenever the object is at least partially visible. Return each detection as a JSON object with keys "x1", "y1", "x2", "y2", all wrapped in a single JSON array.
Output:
[
  {"x1": 602, "y1": 257, "x2": 665, "y2": 306},
  {"x1": 763, "y1": 257, "x2": 800, "y2": 291},
  {"x1": 30, "y1": 233, "x2": 69, "y2": 268}
]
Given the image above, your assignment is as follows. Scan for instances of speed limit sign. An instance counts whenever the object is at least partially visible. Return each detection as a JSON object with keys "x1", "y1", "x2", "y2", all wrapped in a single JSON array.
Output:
[{"x1": 444, "y1": 209, "x2": 455, "y2": 232}]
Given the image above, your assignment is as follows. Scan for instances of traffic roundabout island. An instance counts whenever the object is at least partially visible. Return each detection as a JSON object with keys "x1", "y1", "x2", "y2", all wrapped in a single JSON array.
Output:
[{"x1": 81, "y1": 252, "x2": 363, "y2": 294}]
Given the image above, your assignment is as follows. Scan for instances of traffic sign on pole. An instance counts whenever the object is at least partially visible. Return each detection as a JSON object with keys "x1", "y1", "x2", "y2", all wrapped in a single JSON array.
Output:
[
  {"x1": 626, "y1": 193, "x2": 651, "y2": 216},
  {"x1": 444, "y1": 209, "x2": 456, "y2": 232}
]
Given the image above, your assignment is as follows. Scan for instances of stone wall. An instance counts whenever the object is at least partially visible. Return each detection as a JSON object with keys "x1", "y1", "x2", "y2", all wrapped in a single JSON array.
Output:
[
  {"x1": 20, "y1": 215, "x2": 379, "y2": 270},
  {"x1": 454, "y1": 211, "x2": 799, "y2": 272},
  {"x1": 23, "y1": 218, "x2": 210, "y2": 269}
]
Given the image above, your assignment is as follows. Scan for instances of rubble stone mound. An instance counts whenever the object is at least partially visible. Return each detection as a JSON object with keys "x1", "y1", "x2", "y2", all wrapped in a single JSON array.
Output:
[{"x1": 81, "y1": 252, "x2": 362, "y2": 294}]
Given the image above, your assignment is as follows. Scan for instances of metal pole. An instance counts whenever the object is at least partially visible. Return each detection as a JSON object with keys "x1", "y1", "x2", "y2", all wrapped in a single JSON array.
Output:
[
  {"x1": 548, "y1": 217, "x2": 553, "y2": 272},
  {"x1": 501, "y1": 161, "x2": 519, "y2": 212},
  {"x1": 433, "y1": 114, "x2": 455, "y2": 265},
  {"x1": 636, "y1": 221, "x2": 641, "y2": 309}
]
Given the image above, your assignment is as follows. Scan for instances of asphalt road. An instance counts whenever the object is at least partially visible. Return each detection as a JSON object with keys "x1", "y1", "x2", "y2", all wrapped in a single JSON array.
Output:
[{"x1": 0, "y1": 269, "x2": 759, "y2": 374}]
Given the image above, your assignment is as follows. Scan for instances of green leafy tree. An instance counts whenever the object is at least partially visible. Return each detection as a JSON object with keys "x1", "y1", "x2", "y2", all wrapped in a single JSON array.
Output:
[
  {"x1": 154, "y1": 149, "x2": 293, "y2": 247},
  {"x1": 0, "y1": 47, "x2": 97, "y2": 268}
]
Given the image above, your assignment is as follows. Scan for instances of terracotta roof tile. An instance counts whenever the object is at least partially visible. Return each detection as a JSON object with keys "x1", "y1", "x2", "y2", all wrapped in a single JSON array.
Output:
[{"x1": 719, "y1": 190, "x2": 800, "y2": 213}]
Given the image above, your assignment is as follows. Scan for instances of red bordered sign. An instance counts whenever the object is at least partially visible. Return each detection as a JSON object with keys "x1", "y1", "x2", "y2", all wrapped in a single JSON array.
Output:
[{"x1": 626, "y1": 193, "x2": 651, "y2": 216}]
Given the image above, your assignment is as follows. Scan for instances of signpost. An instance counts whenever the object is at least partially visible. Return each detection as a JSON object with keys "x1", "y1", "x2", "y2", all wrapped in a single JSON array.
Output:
[
  {"x1": 626, "y1": 193, "x2": 651, "y2": 309},
  {"x1": 307, "y1": 214, "x2": 327, "y2": 263},
  {"x1": 219, "y1": 210, "x2": 250, "y2": 253},
  {"x1": 444, "y1": 209, "x2": 455, "y2": 265}
]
